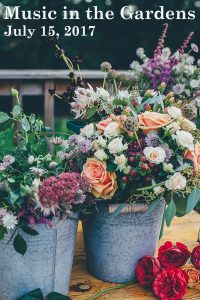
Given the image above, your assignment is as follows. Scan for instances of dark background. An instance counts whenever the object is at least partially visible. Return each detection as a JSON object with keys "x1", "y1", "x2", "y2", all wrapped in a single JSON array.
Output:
[{"x1": 0, "y1": 0, "x2": 200, "y2": 70}]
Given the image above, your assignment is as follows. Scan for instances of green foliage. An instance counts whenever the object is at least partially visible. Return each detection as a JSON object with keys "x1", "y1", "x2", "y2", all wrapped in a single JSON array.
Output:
[
  {"x1": 186, "y1": 189, "x2": 200, "y2": 213},
  {"x1": 165, "y1": 198, "x2": 176, "y2": 227},
  {"x1": 14, "y1": 233, "x2": 27, "y2": 255}
]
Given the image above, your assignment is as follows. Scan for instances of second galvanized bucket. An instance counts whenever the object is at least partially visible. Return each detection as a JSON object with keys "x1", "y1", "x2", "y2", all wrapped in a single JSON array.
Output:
[
  {"x1": 0, "y1": 214, "x2": 79, "y2": 300},
  {"x1": 83, "y1": 199, "x2": 165, "y2": 283}
]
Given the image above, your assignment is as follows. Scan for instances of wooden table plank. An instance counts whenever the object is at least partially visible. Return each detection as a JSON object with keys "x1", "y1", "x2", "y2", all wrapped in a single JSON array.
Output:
[{"x1": 69, "y1": 212, "x2": 200, "y2": 300}]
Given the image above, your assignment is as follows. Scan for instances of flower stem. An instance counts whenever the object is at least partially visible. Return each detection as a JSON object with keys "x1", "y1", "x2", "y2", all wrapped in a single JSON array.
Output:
[{"x1": 87, "y1": 281, "x2": 136, "y2": 300}]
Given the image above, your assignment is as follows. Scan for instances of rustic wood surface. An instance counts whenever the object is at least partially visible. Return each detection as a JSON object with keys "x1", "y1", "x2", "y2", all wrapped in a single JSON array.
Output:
[{"x1": 69, "y1": 212, "x2": 200, "y2": 300}]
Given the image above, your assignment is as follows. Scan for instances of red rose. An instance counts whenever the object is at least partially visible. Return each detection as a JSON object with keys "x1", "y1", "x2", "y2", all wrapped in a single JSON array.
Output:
[
  {"x1": 158, "y1": 241, "x2": 190, "y2": 268},
  {"x1": 191, "y1": 245, "x2": 200, "y2": 269},
  {"x1": 153, "y1": 267, "x2": 189, "y2": 300},
  {"x1": 136, "y1": 256, "x2": 162, "y2": 287}
]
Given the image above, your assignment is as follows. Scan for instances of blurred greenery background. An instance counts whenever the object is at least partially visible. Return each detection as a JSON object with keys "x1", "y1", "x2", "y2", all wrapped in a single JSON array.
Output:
[{"x1": 0, "y1": 0, "x2": 200, "y2": 69}]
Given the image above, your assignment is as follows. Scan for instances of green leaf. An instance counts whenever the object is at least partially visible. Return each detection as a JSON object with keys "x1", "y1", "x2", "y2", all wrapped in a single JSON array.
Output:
[
  {"x1": 9, "y1": 192, "x2": 19, "y2": 205},
  {"x1": 147, "y1": 198, "x2": 162, "y2": 214},
  {"x1": 0, "y1": 112, "x2": 10, "y2": 123},
  {"x1": 0, "y1": 226, "x2": 7, "y2": 240},
  {"x1": 21, "y1": 226, "x2": 39, "y2": 236},
  {"x1": 22, "y1": 117, "x2": 31, "y2": 132},
  {"x1": 86, "y1": 106, "x2": 98, "y2": 119},
  {"x1": 14, "y1": 233, "x2": 27, "y2": 255},
  {"x1": 0, "y1": 119, "x2": 13, "y2": 131},
  {"x1": 186, "y1": 189, "x2": 200, "y2": 214},
  {"x1": 110, "y1": 202, "x2": 126, "y2": 219},
  {"x1": 165, "y1": 199, "x2": 176, "y2": 227},
  {"x1": 159, "y1": 215, "x2": 165, "y2": 240},
  {"x1": 17, "y1": 289, "x2": 43, "y2": 300},
  {"x1": 12, "y1": 104, "x2": 22, "y2": 118},
  {"x1": 47, "y1": 292, "x2": 72, "y2": 300},
  {"x1": 107, "y1": 163, "x2": 117, "y2": 172},
  {"x1": 113, "y1": 99, "x2": 127, "y2": 106}
]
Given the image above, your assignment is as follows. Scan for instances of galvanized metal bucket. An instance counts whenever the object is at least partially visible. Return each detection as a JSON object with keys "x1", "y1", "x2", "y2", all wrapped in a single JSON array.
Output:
[
  {"x1": 0, "y1": 215, "x2": 79, "y2": 300},
  {"x1": 83, "y1": 200, "x2": 165, "y2": 283}
]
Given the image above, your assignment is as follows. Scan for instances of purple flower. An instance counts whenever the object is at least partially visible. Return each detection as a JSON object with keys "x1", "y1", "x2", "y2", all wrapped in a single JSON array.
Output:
[
  {"x1": 3, "y1": 155, "x2": 15, "y2": 166},
  {"x1": 0, "y1": 163, "x2": 7, "y2": 172},
  {"x1": 191, "y1": 43, "x2": 199, "y2": 53},
  {"x1": 162, "y1": 145, "x2": 173, "y2": 162},
  {"x1": 145, "y1": 133, "x2": 160, "y2": 147},
  {"x1": 173, "y1": 84, "x2": 185, "y2": 95}
]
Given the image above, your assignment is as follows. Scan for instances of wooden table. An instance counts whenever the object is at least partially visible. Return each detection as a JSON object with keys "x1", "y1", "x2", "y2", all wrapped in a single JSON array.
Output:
[{"x1": 69, "y1": 212, "x2": 200, "y2": 300}]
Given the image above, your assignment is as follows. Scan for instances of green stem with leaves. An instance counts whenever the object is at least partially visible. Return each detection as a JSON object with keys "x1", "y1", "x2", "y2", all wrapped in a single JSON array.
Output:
[{"x1": 87, "y1": 281, "x2": 136, "y2": 300}]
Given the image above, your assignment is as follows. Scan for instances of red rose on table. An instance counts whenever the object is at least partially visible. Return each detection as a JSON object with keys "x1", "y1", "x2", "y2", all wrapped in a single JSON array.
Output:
[
  {"x1": 136, "y1": 256, "x2": 162, "y2": 287},
  {"x1": 158, "y1": 241, "x2": 190, "y2": 268},
  {"x1": 153, "y1": 267, "x2": 189, "y2": 300},
  {"x1": 191, "y1": 245, "x2": 200, "y2": 269}
]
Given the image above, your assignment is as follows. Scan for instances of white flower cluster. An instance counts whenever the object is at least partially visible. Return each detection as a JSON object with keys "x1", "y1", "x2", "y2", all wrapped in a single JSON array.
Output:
[{"x1": 0, "y1": 209, "x2": 18, "y2": 231}]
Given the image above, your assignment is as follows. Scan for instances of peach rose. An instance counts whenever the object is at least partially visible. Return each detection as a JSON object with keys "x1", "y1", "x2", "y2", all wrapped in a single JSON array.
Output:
[
  {"x1": 184, "y1": 144, "x2": 200, "y2": 174},
  {"x1": 182, "y1": 265, "x2": 200, "y2": 290},
  {"x1": 82, "y1": 158, "x2": 118, "y2": 200},
  {"x1": 96, "y1": 117, "x2": 113, "y2": 132},
  {"x1": 139, "y1": 111, "x2": 172, "y2": 134}
]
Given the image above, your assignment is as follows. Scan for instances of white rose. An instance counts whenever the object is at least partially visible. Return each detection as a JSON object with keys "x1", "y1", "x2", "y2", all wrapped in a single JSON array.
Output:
[
  {"x1": 143, "y1": 147, "x2": 166, "y2": 164},
  {"x1": 108, "y1": 138, "x2": 128, "y2": 154},
  {"x1": 97, "y1": 136, "x2": 107, "y2": 148},
  {"x1": 165, "y1": 172, "x2": 187, "y2": 190},
  {"x1": 190, "y1": 79, "x2": 199, "y2": 88},
  {"x1": 166, "y1": 122, "x2": 181, "y2": 134},
  {"x1": 168, "y1": 106, "x2": 182, "y2": 119},
  {"x1": 175, "y1": 130, "x2": 194, "y2": 150},
  {"x1": 94, "y1": 149, "x2": 108, "y2": 161},
  {"x1": 81, "y1": 123, "x2": 94, "y2": 138},
  {"x1": 154, "y1": 186, "x2": 165, "y2": 195},
  {"x1": 181, "y1": 118, "x2": 196, "y2": 132},
  {"x1": 114, "y1": 154, "x2": 127, "y2": 171},
  {"x1": 104, "y1": 122, "x2": 119, "y2": 138},
  {"x1": 163, "y1": 162, "x2": 174, "y2": 173}
]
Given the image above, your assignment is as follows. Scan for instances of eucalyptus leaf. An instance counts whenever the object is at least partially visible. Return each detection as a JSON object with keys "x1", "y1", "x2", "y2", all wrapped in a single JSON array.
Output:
[
  {"x1": 14, "y1": 233, "x2": 27, "y2": 255},
  {"x1": 147, "y1": 198, "x2": 162, "y2": 214},
  {"x1": 110, "y1": 202, "x2": 126, "y2": 219},
  {"x1": 186, "y1": 189, "x2": 200, "y2": 213},
  {"x1": 9, "y1": 192, "x2": 20, "y2": 205},
  {"x1": 22, "y1": 117, "x2": 31, "y2": 132},
  {"x1": 165, "y1": 199, "x2": 176, "y2": 227},
  {"x1": 12, "y1": 104, "x2": 22, "y2": 118},
  {"x1": 0, "y1": 112, "x2": 10, "y2": 123}
]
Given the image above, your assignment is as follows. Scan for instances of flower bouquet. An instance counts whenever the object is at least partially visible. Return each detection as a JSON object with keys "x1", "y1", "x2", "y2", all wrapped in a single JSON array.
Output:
[
  {"x1": 55, "y1": 78, "x2": 200, "y2": 283},
  {"x1": 0, "y1": 91, "x2": 90, "y2": 299}
]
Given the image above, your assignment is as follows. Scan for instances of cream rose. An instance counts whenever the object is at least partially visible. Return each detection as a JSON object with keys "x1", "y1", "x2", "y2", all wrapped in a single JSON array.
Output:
[
  {"x1": 108, "y1": 138, "x2": 128, "y2": 154},
  {"x1": 175, "y1": 130, "x2": 194, "y2": 150},
  {"x1": 94, "y1": 149, "x2": 108, "y2": 161},
  {"x1": 143, "y1": 147, "x2": 166, "y2": 164},
  {"x1": 165, "y1": 172, "x2": 187, "y2": 190},
  {"x1": 114, "y1": 154, "x2": 127, "y2": 171},
  {"x1": 181, "y1": 118, "x2": 196, "y2": 132},
  {"x1": 81, "y1": 123, "x2": 94, "y2": 138},
  {"x1": 82, "y1": 158, "x2": 118, "y2": 199},
  {"x1": 168, "y1": 106, "x2": 182, "y2": 119},
  {"x1": 104, "y1": 122, "x2": 119, "y2": 138}
]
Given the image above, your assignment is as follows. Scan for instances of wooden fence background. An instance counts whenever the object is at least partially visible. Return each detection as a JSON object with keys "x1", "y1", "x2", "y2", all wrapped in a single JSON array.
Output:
[{"x1": 0, "y1": 70, "x2": 122, "y2": 129}]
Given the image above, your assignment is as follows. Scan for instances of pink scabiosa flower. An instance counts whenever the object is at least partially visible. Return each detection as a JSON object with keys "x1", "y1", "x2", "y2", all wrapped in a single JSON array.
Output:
[{"x1": 38, "y1": 173, "x2": 90, "y2": 216}]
